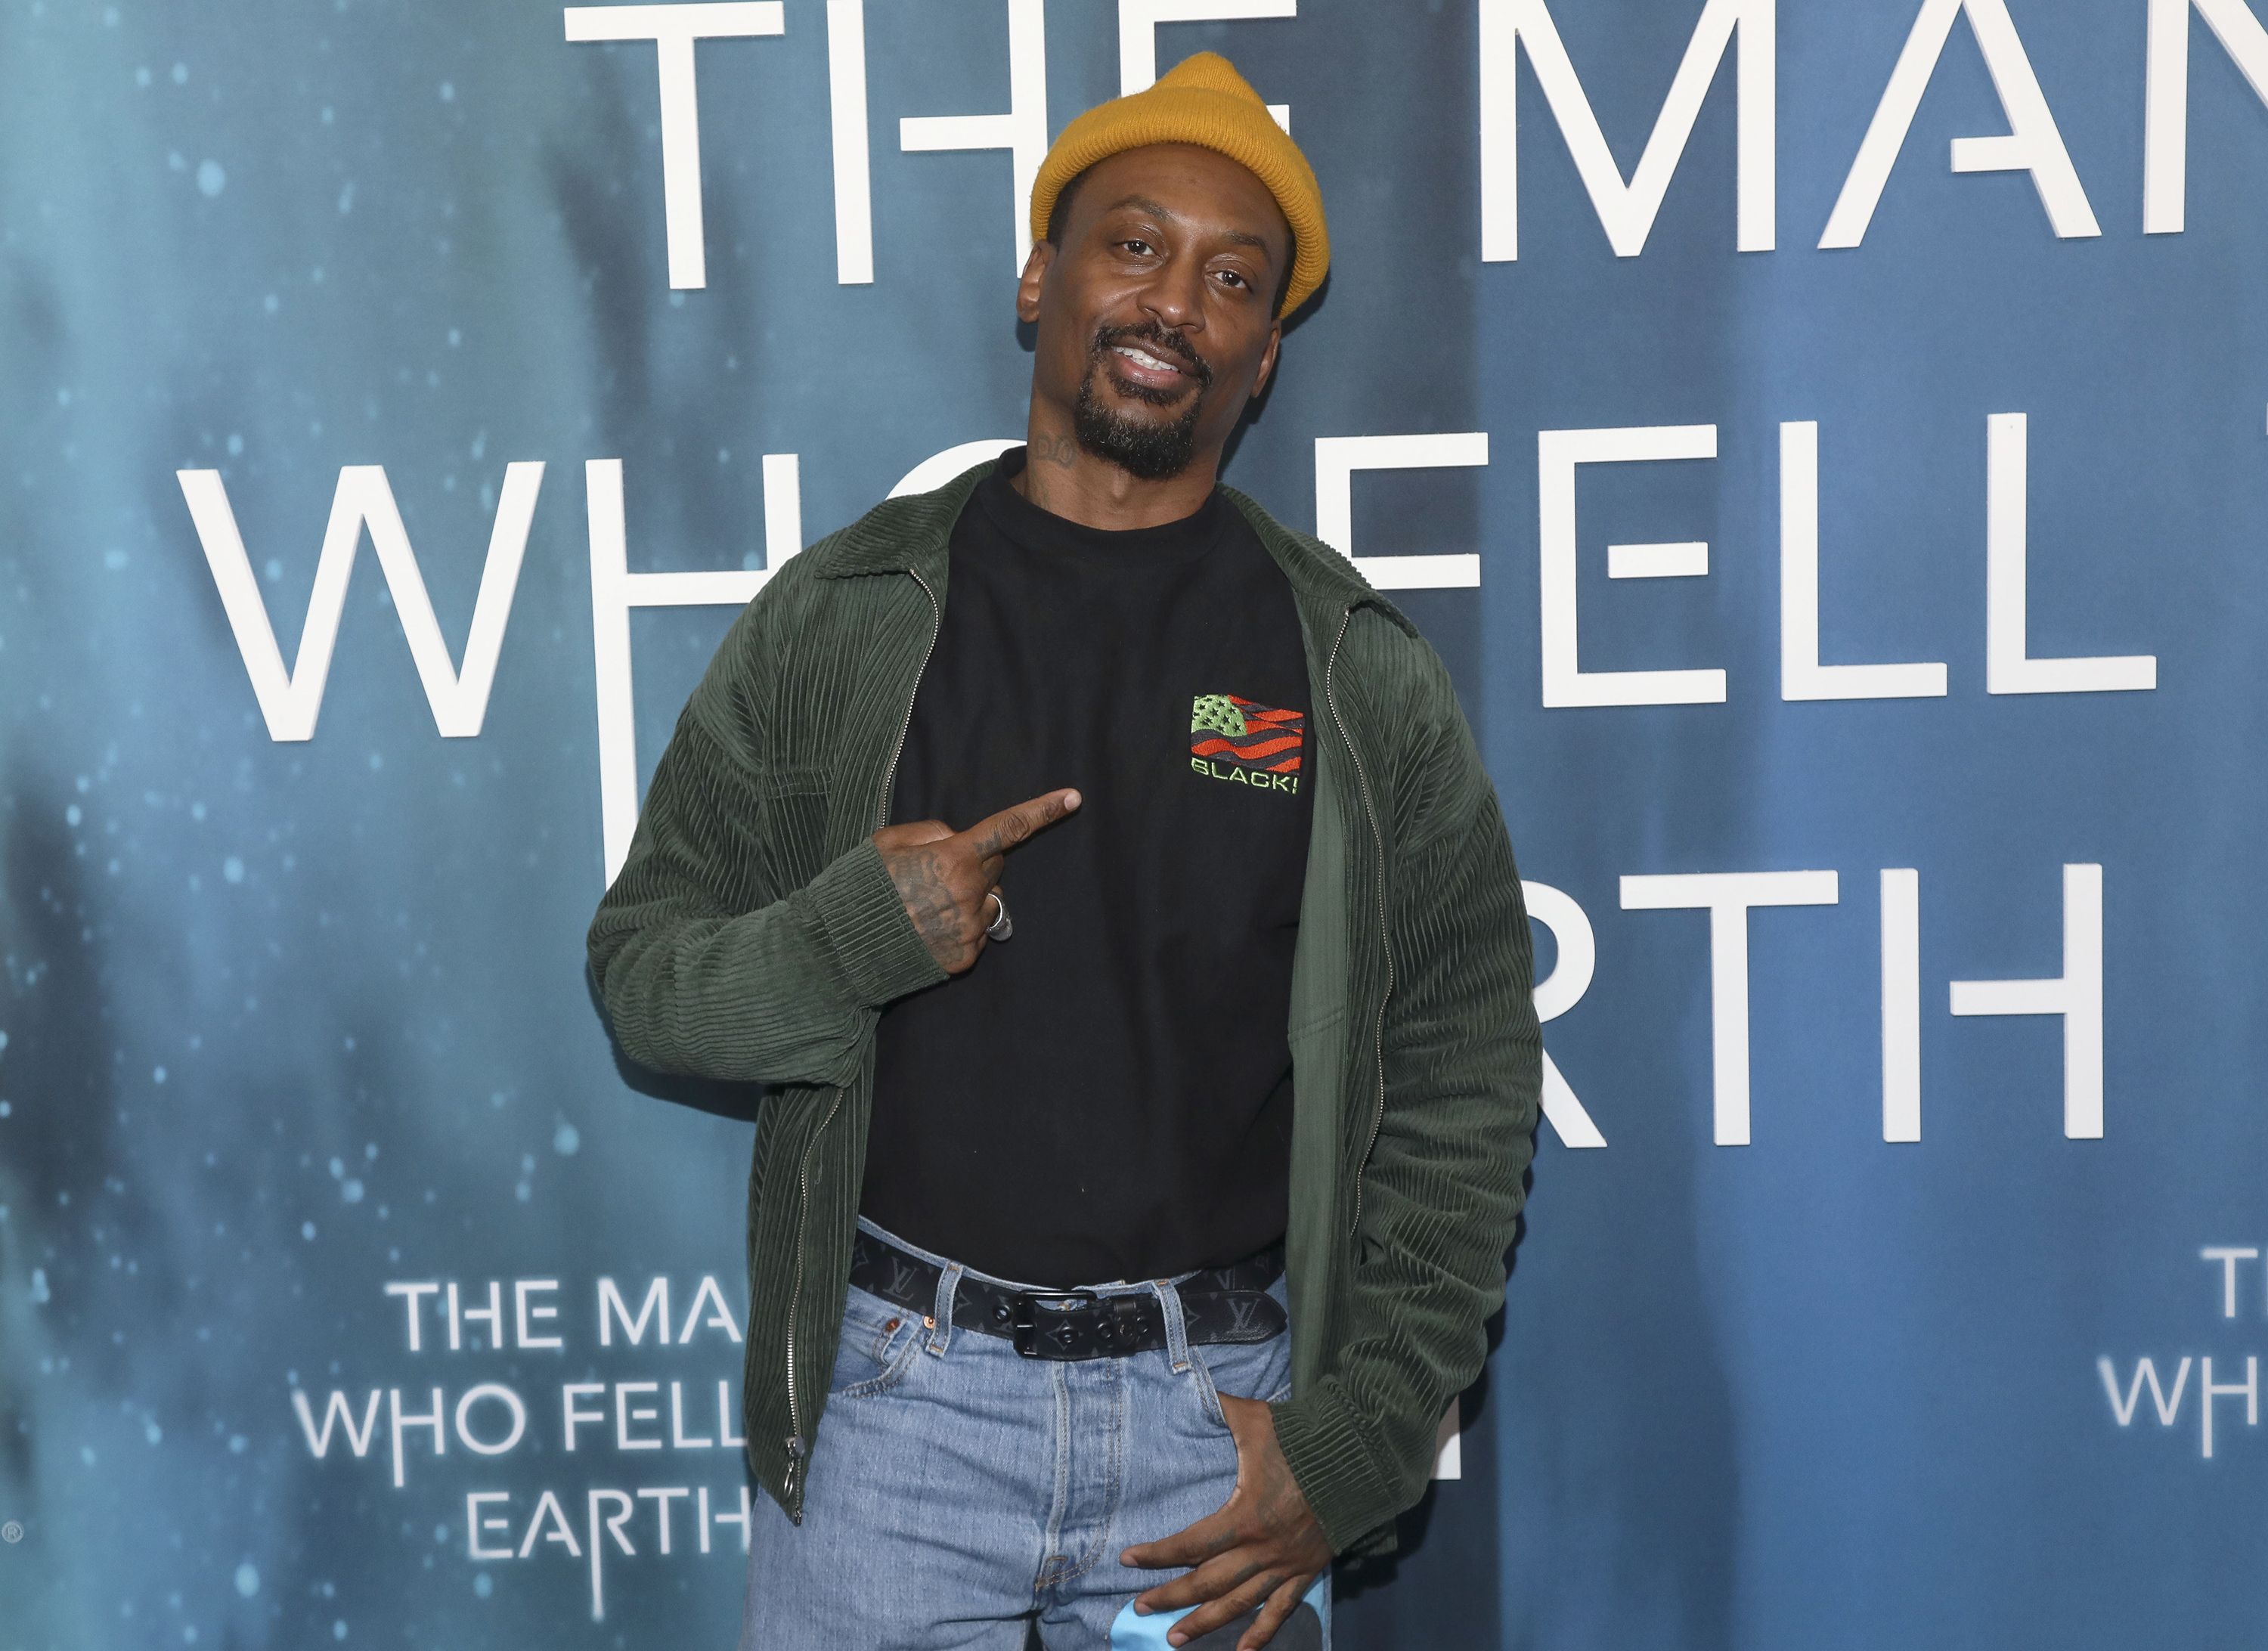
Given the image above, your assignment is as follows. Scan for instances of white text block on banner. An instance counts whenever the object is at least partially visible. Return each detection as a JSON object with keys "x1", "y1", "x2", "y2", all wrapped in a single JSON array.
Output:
[
  {"x1": 1118, "y1": 0, "x2": 1295, "y2": 129},
  {"x1": 1817, "y1": 0, "x2": 2099, "y2": 249},
  {"x1": 1778, "y1": 420, "x2": 1947, "y2": 702},
  {"x1": 587, "y1": 457, "x2": 803, "y2": 884},
  {"x1": 1524, "y1": 881, "x2": 1606, "y2": 1148},
  {"x1": 1607, "y1": 541, "x2": 1707, "y2": 580},
  {"x1": 2143, "y1": 0, "x2": 2268, "y2": 234},
  {"x1": 1478, "y1": 0, "x2": 1774, "y2": 261},
  {"x1": 180, "y1": 463, "x2": 544, "y2": 742},
  {"x1": 1538, "y1": 424, "x2": 1723, "y2": 707},
  {"x1": 1313, "y1": 432, "x2": 1486, "y2": 591},
  {"x1": 1949, "y1": 863, "x2": 2106, "y2": 1139},
  {"x1": 1881, "y1": 869, "x2": 1923, "y2": 1144},
  {"x1": 563, "y1": 3, "x2": 786, "y2": 290},
  {"x1": 1620, "y1": 871, "x2": 1841, "y2": 1146},
  {"x1": 1984, "y1": 414, "x2": 2155, "y2": 695},
  {"x1": 826, "y1": 0, "x2": 875, "y2": 283},
  {"x1": 888, "y1": 440, "x2": 1024, "y2": 499},
  {"x1": 1431, "y1": 1396, "x2": 1463, "y2": 1479},
  {"x1": 900, "y1": 0, "x2": 1048, "y2": 274}
]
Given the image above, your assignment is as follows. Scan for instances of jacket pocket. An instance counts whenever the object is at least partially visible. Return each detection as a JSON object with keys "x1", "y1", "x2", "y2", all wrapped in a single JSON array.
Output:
[
  {"x1": 756, "y1": 763, "x2": 832, "y2": 891},
  {"x1": 1286, "y1": 1002, "x2": 1346, "y2": 1046}
]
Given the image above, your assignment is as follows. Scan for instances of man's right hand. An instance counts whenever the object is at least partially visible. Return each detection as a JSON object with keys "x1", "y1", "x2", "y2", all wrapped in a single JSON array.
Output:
[{"x1": 874, "y1": 789, "x2": 1081, "y2": 972}]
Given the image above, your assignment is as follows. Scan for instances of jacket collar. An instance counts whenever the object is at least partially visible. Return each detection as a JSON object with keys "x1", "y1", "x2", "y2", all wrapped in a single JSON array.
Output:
[
  {"x1": 809, "y1": 460, "x2": 1418, "y2": 638},
  {"x1": 1219, "y1": 483, "x2": 1418, "y2": 637},
  {"x1": 804, "y1": 464, "x2": 982, "y2": 581}
]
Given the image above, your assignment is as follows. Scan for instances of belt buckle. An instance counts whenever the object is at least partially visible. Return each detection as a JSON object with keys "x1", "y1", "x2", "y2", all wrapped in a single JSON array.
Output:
[{"x1": 1010, "y1": 1289, "x2": 1099, "y2": 1359}]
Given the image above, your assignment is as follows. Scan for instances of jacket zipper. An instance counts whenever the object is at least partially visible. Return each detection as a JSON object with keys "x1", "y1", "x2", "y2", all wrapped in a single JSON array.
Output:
[
  {"x1": 780, "y1": 566, "x2": 941, "y2": 1519},
  {"x1": 1327, "y1": 606, "x2": 1394, "y2": 1241}
]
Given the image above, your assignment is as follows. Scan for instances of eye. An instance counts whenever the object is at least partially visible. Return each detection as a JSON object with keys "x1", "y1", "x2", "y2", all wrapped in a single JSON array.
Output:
[
  {"x1": 1119, "y1": 238, "x2": 1155, "y2": 257},
  {"x1": 1213, "y1": 269, "x2": 1250, "y2": 290}
]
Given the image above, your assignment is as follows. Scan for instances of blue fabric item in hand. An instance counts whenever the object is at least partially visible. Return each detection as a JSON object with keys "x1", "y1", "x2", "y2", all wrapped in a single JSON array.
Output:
[{"x1": 1109, "y1": 1575, "x2": 1328, "y2": 1649}]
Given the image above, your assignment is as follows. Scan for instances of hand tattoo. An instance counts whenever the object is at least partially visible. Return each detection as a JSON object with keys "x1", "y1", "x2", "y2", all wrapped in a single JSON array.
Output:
[
  {"x1": 872, "y1": 790, "x2": 1080, "y2": 974},
  {"x1": 886, "y1": 844, "x2": 979, "y2": 971}
]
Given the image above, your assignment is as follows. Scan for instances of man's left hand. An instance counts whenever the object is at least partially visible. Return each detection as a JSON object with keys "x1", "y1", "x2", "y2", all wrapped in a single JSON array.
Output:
[{"x1": 1120, "y1": 1393, "x2": 1333, "y2": 1649}]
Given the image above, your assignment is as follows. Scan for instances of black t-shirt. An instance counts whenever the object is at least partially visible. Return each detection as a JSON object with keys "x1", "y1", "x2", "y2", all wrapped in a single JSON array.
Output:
[{"x1": 861, "y1": 451, "x2": 1315, "y2": 1287}]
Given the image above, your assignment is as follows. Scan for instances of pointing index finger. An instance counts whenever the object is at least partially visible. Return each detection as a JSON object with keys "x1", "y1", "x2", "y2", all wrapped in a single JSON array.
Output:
[{"x1": 961, "y1": 788, "x2": 1080, "y2": 858}]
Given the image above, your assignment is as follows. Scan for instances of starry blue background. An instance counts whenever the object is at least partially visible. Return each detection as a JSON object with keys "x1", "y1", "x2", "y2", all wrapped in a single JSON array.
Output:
[{"x1": 2, "y1": 1, "x2": 2265, "y2": 1648}]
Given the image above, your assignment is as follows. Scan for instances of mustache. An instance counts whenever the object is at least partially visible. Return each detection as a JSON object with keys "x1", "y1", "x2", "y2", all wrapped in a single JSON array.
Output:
[{"x1": 1091, "y1": 321, "x2": 1214, "y2": 387}]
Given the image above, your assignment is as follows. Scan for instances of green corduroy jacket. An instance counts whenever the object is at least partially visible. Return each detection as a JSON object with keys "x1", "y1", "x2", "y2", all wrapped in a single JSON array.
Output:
[{"x1": 587, "y1": 461, "x2": 1540, "y2": 1555}]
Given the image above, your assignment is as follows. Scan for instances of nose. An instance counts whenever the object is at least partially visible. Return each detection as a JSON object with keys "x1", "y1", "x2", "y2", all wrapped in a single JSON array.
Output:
[{"x1": 1136, "y1": 248, "x2": 1207, "y2": 336}]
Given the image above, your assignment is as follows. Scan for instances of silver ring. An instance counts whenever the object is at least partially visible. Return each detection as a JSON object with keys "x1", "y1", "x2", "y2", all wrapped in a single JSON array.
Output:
[{"x1": 984, "y1": 890, "x2": 1013, "y2": 942}]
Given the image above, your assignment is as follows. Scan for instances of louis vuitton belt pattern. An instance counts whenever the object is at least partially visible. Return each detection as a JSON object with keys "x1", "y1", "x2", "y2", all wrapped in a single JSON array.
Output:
[{"x1": 847, "y1": 1229, "x2": 1287, "y2": 1362}]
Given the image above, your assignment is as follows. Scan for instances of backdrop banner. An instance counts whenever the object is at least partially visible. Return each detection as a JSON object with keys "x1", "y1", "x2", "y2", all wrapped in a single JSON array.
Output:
[{"x1": 5, "y1": 1, "x2": 2266, "y2": 1646}]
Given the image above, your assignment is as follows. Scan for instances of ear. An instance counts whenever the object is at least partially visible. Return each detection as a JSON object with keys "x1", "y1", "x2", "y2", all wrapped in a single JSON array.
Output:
[
  {"x1": 1015, "y1": 240, "x2": 1055, "y2": 324},
  {"x1": 1248, "y1": 319, "x2": 1284, "y2": 401}
]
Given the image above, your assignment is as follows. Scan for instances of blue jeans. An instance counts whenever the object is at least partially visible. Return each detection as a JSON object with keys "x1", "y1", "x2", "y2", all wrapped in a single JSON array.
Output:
[{"x1": 739, "y1": 1219, "x2": 1330, "y2": 1649}]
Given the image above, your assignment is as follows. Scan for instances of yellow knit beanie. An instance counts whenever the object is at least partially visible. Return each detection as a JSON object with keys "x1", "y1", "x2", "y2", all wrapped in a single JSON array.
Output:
[{"x1": 1028, "y1": 52, "x2": 1329, "y2": 318}]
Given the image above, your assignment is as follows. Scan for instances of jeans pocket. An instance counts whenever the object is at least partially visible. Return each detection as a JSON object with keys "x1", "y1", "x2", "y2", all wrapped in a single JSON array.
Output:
[
  {"x1": 829, "y1": 1290, "x2": 920, "y2": 1399},
  {"x1": 1193, "y1": 1329, "x2": 1294, "y2": 1428},
  {"x1": 1186, "y1": 1349, "x2": 1229, "y2": 1431}
]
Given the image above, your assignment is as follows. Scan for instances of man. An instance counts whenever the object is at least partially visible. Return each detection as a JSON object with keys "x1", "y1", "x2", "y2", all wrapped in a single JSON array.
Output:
[{"x1": 588, "y1": 52, "x2": 1538, "y2": 1651}]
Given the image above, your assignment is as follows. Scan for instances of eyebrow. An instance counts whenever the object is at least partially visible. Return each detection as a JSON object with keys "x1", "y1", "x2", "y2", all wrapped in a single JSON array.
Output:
[
  {"x1": 1103, "y1": 193, "x2": 1178, "y2": 223},
  {"x1": 1101, "y1": 194, "x2": 1276, "y2": 257}
]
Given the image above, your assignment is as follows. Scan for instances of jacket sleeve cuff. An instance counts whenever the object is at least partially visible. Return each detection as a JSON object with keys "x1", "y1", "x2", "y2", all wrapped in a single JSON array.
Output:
[
  {"x1": 1270, "y1": 1381, "x2": 1402, "y2": 1557},
  {"x1": 804, "y1": 838, "x2": 949, "y2": 1006}
]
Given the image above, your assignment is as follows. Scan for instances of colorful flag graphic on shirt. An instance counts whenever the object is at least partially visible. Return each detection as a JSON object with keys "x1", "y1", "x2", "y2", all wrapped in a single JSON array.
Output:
[{"x1": 1190, "y1": 692, "x2": 1306, "y2": 777}]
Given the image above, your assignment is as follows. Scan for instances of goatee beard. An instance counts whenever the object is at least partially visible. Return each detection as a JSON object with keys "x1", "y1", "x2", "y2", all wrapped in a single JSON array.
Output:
[{"x1": 1071, "y1": 324, "x2": 1211, "y2": 482}]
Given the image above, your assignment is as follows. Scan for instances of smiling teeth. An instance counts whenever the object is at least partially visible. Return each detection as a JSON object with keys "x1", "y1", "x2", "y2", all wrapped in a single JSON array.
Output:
[{"x1": 1115, "y1": 346, "x2": 1179, "y2": 372}]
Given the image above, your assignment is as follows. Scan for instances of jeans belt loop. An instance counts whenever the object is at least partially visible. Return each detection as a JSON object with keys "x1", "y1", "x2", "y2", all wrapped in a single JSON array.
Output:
[
  {"x1": 1151, "y1": 1277, "x2": 1194, "y2": 1374},
  {"x1": 928, "y1": 1262, "x2": 961, "y2": 1357}
]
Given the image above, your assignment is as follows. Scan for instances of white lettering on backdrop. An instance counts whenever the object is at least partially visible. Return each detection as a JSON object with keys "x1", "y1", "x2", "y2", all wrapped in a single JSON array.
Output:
[
  {"x1": 897, "y1": 0, "x2": 1049, "y2": 274},
  {"x1": 1313, "y1": 432, "x2": 1487, "y2": 590},
  {"x1": 2143, "y1": 0, "x2": 2268, "y2": 234},
  {"x1": 300, "y1": 1272, "x2": 754, "y2": 1621},
  {"x1": 1948, "y1": 862, "x2": 2107, "y2": 1139},
  {"x1": 1820, "y1": 0, "x2": 2101, "y2": 249},
  {"x1": 2093, "y1": 1244, "x2": 2268, "y2": 1460},
  {"x1": 562, "y1": 0, "x2": 2268, "y2": 280},
  {"x1": 584, "y1": 456, "x2": 802, "y2": 883},
  {"x1": 177, "y1": 463, "x2": 544, "y2": 740},
  {"x1": 1538, "y1": 423, "x2": 1726, "y2": 708},
  {"x1": 1118, "y1": 0, "x2": 1295, "y2": 129},
  {"x1": 1779, "y1": 422, "x2": 1948, "y2": 702},
  {"x1": 1619, "y1": 871, "x2": 1842, "y2": 1146},
  {"x1": 1478, "y1": 0, "x2": 1776, "y2": 261},
  {"x1": 562, "y1": 3, "x2": 788, "y2": 290},
  {"x1": 1523, "y1": 881, "x2": 1607, "y2": 1150}
]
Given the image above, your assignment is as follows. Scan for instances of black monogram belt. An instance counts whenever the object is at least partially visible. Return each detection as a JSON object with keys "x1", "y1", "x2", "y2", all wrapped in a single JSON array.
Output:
[{"x1": 847, "y1": 1229, "x2": 1287, "y2": 1362}]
